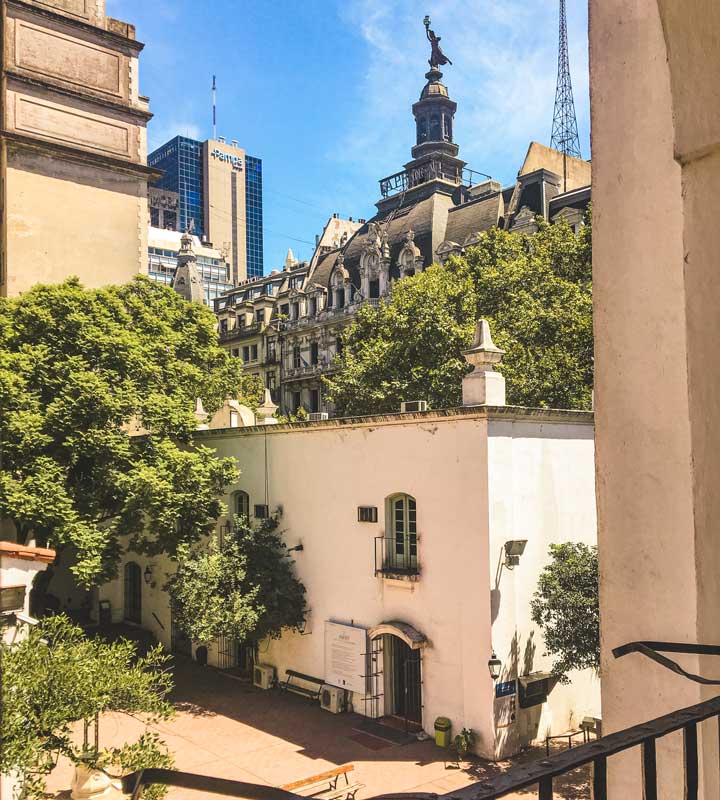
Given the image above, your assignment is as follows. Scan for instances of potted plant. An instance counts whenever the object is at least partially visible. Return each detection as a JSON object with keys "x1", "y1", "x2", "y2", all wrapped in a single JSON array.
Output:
[{"x1": 452, "y1": 728, "x2": 476, "y2": 763}]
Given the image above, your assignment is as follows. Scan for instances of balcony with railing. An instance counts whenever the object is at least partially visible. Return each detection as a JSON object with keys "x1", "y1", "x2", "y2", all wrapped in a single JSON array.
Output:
[
  {"x1": 379, "y1": 161, "x2": 492, "y2": 199},
  {"x1": 218, "y1": 322, "x2": 263, "y2": 342},
  {"x1": 375, "y1": 535, "x2": 419, "y2": 580}
]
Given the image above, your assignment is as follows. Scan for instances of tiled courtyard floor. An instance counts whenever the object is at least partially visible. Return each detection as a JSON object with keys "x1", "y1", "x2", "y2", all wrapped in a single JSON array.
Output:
[{"x1": 46, "y1": 657, "x2": 589, "y2": 799}]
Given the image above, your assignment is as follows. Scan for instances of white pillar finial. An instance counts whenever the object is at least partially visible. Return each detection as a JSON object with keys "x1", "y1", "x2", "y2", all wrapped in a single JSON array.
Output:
[{"x1": 461, "y1": 319, "x2": 506, "y2": 406}]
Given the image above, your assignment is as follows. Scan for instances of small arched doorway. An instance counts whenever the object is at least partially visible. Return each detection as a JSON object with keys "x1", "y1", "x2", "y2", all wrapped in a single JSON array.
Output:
[
  {"x1": 123, "y1": 562, "x2": 142, "y2": 624},
  {"x1": 368, "y1": 621, "x2": 427, "y2": 733}
]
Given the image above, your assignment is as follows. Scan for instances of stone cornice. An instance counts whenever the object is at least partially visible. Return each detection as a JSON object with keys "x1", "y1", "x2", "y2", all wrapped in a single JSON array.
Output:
[
  {"x1": 6, "y1": 71, "x2": 154, "y2": 122},
  {"x1": 2, "y1": 130, "x2": 162, "y2": 180},
  {"x1": 194, "y1": 405, "x2": 594, "y2": 441},
  {"x1": 7, "y1": 0, "x2": 145, "y2": 53}
]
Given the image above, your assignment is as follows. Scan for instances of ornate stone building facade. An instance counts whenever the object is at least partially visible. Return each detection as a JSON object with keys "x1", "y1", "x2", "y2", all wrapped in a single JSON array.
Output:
[
  {"x1": 215, "y1": 37, "x2": 591, "y2": 416},
  {"x1": 0, "y1": 0, "x2": 157, "y2": 296}
]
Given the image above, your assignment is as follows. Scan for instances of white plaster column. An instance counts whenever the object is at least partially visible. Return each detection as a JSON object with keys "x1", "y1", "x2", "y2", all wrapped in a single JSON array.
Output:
[{"x1": 461, "y1": 320, "x2": 506, "y2": 406}]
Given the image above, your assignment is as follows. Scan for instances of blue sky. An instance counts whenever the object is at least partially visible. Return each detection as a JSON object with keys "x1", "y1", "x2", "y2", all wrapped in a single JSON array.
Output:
[{"x1": 108, "y1": 0, "x2": 590, "y2": 271}]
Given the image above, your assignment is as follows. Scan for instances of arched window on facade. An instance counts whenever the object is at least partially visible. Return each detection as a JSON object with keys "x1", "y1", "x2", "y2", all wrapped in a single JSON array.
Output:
[
  {"x1": 386, "y1": 493, "x2": 418, "y2": 574},
  {"x1": 233, "y1": 490, "x2": 250, "y2": 521}
]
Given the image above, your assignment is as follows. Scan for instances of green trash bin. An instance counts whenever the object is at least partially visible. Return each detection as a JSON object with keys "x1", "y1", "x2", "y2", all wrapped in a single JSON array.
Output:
[{"x1": 435, "y1": 716, "x2": 452, "y2": 747}]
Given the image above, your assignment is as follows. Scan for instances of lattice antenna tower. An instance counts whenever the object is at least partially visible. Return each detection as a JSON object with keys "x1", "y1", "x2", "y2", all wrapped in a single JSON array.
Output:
[{"x1": 550, "y1": 0, "x2": 581, "y2": 159}]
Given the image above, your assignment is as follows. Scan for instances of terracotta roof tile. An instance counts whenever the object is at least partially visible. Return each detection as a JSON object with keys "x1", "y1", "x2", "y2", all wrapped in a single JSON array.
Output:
[{"x1": 0, "y1": 541, "x2": 56, "y2": 563}]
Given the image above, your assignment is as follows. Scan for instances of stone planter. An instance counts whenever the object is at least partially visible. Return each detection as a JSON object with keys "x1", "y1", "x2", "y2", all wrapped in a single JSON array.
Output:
[{"x1": 70, "y1": 764, "x2": 123, "y2": 799}]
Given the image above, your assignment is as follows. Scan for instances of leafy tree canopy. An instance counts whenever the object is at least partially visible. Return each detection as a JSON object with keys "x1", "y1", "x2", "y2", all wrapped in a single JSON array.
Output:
[
  {"x1": 530, "y1": 542, "x2": 599, "y2": 683},
  {"x1": 325, "y1": 216, "x2": 592, "y2": 415},
  {"x1": 0, "y1": 615, "x2": 174, "y2": 799},
  {"x1": 166, "y1": 514, "x2": 307, "y2": 645},
  {"x1": 0, "y1": 277, "x2": 261, "y2": 586}
]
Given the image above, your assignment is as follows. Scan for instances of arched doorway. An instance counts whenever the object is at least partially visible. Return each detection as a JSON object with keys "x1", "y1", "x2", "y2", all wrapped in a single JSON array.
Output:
[
  {"x1": 123, "y1": 562, "x2": 142, "y2": 624},
  {"x1": 368, "y1": 621, "x2": 427, "y2": 733}
]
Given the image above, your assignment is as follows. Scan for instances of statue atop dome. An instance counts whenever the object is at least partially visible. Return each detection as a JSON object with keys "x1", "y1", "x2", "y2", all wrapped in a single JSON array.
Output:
[{"x1": 424, "y1": 16, "x2": 452, "y2": 69}]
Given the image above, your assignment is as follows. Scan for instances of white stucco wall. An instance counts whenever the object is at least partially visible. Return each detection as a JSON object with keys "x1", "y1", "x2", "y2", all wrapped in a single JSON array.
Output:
[
  {"x1": 100, "y1": 408, "x2": 596, "y2": 760},
  {"x1": 487, "y1": 419, "x2": 599, "y2": 757}
]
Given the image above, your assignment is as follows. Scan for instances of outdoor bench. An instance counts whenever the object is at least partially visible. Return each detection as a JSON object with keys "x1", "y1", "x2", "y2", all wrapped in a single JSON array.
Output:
[
  {"x1": 281, "y1": 763, "x2": 362, "y2": 800},
  {"x1": 281, "y1": 669, "x2": 324, "y2": 701}
]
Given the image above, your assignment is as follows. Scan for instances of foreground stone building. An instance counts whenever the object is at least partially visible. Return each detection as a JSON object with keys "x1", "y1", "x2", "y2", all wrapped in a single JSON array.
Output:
[
  {"x1": 592, "y1": 0, "x2": 720, "y2": 797},
  {"x1": 0, "y1": 0, "x2": 156, "y2": 296},
  {"x1": 215, "y1": 54, "x2": 591, "y2": 415}
]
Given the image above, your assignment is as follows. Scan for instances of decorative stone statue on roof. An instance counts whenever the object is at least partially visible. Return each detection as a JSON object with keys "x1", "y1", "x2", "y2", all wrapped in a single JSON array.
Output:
[
  {"x1": 172, "y1": 227, "x2": 204, "y2": 304},
  {"x1": 424, "y1": 16, "x2": 452, "y2": 69}
]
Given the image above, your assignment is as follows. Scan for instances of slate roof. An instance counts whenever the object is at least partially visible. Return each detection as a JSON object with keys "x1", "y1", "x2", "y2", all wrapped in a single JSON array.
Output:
[{"x1": 444, "y1": 192, "x2": 505, "y2": 245}]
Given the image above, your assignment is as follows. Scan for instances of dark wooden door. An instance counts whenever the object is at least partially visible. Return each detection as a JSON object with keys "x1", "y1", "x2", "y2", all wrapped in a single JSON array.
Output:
[
  {"x1": 123, "y1": 562, "x2": 142, "y2": 624},
  {"x1": 392, "y1": 637, "x2": 422, "y2": 726}
]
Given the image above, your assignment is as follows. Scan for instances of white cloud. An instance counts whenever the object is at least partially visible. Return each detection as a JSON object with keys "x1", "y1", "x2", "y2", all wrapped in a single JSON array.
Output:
[{"x1": 334, "y1": 0, "x2": 589, "y2": 186}]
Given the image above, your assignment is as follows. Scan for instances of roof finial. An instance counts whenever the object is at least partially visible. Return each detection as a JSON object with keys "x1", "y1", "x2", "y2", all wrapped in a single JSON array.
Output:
[
  {"x1": 461, "y1": 319, "x2": 506, "y2": 406},
  {"x1": 285, "y1": 248, "x2": 295, "y2": 271}
]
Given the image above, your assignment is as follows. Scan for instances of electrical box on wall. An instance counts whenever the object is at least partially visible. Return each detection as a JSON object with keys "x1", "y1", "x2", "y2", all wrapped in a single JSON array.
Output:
[
  {"x1": 518, "y1": 672, "x2": 552, "y2": 708},
  {"x1": 357, "y1": 506, "x2": 378, "y2": 523}
]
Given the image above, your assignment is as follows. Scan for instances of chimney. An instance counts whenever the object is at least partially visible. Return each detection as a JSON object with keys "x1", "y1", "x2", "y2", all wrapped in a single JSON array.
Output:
[{"x1": 461, "y1": 320, "x2": 506, "y2": 406}]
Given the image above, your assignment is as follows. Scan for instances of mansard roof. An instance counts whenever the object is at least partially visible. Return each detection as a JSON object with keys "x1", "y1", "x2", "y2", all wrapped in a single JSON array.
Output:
[{"x1": 444, "y1": 192, "x2": 505, "y2": 246}]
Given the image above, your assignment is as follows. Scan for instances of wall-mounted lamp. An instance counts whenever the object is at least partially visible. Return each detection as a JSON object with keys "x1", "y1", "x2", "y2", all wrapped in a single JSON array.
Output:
[
  {"x1": 504, "y1": 539, "x2": 528, "y2": 569},
  {"x1": 143, "y1": 565, "x2": 153, "y2": 585},
  {"x1": 287, "y1": 543, "x2": 304, "y2": 553},
  {"x1": 488, "y1": 651, "x2": 502, "y2": 681}
]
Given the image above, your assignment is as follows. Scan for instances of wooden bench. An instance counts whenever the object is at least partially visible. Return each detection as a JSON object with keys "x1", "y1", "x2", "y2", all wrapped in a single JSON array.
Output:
[
  {"x1": 281, "y1": 669, "x2": 324, "y2": 702},
  {"x1": 281, "y1": 764, "x2": 362, "y2": 800}
]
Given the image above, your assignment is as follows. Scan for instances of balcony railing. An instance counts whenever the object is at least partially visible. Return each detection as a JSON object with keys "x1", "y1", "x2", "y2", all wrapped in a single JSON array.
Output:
[
  {"x1": 379, "y1": 161, "x2": 492, "y2": 199},
  {"x1": 375, "y1": 535, "x2": 419, "y2": 579},
  {"x1": 218, "y1": 322, "x2": 262, "y2": 341},
  {"x1": 283, "y1": 363, "x2": 327, "y2": 381}
]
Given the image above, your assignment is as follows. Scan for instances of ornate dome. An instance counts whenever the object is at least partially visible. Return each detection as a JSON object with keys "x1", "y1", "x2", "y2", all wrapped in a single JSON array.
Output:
[{"x1": 420, "y1": 78, "x2": 449, "y2": 100}]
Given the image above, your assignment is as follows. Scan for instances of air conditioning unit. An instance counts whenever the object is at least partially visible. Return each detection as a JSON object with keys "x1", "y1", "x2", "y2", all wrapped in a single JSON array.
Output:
[
  {"x1": 308, "y1": 412, "x2": 329, "y2": 422},
  {"x1": 400, "y1": 400, "x2": 428, "y2": 413},
  {"x1": 253, "y1": 663, "x2": 276, "y2": 690},
  {"x1": 320, "y1": 684, "x2": 347, "y2": 714}
]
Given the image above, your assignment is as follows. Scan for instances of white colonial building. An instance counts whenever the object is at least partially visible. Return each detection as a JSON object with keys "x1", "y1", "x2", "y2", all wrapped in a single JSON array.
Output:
[{"x1": 98, "y1": 331, "x2": 599, "y2": 761}]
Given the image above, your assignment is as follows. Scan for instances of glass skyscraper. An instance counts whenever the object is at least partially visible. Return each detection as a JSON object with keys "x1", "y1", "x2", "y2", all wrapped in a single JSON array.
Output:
[
  {"x1": 148, "y1": 136, "x2": 205, "y2": 236},
  {"x1": 245, "y1": 155, "x2": 264, "y2": 279},
  {"x1": 148, "y1": 135, "x2": 264, "y2": 281}
]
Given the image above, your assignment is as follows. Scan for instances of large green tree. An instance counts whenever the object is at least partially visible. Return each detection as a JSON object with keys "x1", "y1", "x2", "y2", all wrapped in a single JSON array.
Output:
[
  {"x1": 530, "y1": 542, "x2": 599, "y2": 683},
  {"x1": 0, "y1": 277, "x2": 260, "y2": 586},
  {"x1": 325, "y1": 216, "x2": 592, "y2": 414},
  {"x1": 1, "y1": 615, "x2": 174, "y2": 799},
  {"x1": 165, "y1": 513, "x2": 307, "y2": 645}
]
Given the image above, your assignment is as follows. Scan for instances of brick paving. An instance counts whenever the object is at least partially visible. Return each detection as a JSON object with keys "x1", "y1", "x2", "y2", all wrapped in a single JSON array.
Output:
[{"x1": 46, "y1": 657, "x2": 589, "y2": 799}]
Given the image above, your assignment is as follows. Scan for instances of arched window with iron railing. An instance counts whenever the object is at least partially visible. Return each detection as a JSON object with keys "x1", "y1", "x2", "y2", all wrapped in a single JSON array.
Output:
[{"x1": 382, "y1": 493, "x2": 418, "y2": 574}]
